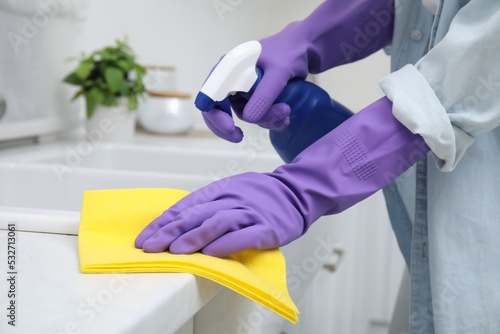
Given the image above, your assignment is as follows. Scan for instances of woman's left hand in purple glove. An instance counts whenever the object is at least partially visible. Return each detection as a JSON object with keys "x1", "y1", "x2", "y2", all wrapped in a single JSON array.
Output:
[{"x1": 134, "y1": 172, "x2": 306, "y2": 257}]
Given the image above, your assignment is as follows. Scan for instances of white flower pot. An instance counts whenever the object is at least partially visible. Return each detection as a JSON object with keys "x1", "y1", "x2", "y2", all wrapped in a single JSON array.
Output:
[{"x1": 86, "y1": 103, "x2": 136, "y2": 142}]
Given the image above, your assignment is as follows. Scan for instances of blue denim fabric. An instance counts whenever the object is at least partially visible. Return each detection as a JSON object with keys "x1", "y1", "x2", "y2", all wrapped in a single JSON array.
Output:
[{"x1": 383, "y1": 1, "x2": 500, "y2": 333}]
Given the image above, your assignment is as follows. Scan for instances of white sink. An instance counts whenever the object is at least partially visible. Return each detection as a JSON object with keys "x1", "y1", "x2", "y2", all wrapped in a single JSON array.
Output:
[
  {"x1": 0, "y1": 140, "x2": 282, "y2": 235},
  {"x1": 1, "y1": 142, "x2": 282, "y2": 179},
  {"x1": 0, "y1": 162, "x2": 213, "y2": 235},
  {"x1": 0, "y1": 162, "x2": 212, "y2": 211},
  {"x1": 0, "y1": 140, "x2": 283, "y2": 238}
]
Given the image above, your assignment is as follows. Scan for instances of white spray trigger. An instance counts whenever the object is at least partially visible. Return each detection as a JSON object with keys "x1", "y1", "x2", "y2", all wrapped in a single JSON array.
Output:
[{"x1": 199, "y1": 40, "x2": 262, "y2": 103}]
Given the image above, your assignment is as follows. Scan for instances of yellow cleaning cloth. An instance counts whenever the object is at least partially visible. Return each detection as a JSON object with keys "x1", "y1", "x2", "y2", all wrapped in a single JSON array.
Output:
[{"x1": 78, "y1": 188, "x2": 299, "y2": 323}]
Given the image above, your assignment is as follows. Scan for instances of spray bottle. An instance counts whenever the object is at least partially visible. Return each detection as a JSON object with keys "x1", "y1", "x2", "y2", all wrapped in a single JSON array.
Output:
[{"x1": 194, "y1": 41, "x2": 353, "y2": 163}]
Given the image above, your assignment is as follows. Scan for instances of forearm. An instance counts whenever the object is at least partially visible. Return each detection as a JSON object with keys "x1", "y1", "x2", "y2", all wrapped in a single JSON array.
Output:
[
  {"x1": 270, "y1": 97, "x2": 428, "y2": 232},
  {"x1": 267, "y1": 0, "x2": 396, "y2": 74}
]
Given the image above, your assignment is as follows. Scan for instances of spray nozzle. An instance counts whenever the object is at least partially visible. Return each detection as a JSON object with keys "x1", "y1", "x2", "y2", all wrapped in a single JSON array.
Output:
[{"x1": 195, "y1": 41, "x2": 262, "y2": 115}]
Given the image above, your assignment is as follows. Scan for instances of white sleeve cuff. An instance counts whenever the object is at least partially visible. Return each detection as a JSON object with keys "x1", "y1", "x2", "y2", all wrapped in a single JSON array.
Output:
[{"x1": 379, "y1": 64, "x2": 474, "y2": 172}]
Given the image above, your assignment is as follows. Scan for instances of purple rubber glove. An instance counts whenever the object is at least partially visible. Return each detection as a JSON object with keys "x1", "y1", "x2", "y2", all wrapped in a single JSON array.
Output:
[
  {"x1": 202, "y1": 0, "x2": 395, "y2": 142},
  {"x1": 135, "y1": 97, "x2": 429, "y2": 257}
]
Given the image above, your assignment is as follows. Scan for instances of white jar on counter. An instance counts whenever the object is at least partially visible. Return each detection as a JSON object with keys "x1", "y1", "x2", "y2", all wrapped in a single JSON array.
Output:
[{"x1": 137, "y1": 90, "x2": 195, "y2": 135}]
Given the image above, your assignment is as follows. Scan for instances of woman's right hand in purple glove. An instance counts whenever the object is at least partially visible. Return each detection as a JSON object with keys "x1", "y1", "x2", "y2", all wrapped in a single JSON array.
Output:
[
  {"x1": 201, "y1": 24, "x2": 314, "y2": 143},
  {"x1": 200, "y1": 30, "x2": 307, "y2": 144},
  {"x1": 201, "y1": 0, "x2": 395, "y2": 142}
]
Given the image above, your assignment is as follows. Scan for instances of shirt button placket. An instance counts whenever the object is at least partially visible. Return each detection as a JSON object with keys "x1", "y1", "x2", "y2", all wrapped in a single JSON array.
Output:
[{"x1": 410, "y1": 29, "x2": 423, "y2": 41}]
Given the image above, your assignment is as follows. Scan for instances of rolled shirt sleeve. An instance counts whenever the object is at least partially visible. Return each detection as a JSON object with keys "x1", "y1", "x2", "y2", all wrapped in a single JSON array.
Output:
[{"x1": 380, "y1": 1, "x2": 500, "y2": 171}]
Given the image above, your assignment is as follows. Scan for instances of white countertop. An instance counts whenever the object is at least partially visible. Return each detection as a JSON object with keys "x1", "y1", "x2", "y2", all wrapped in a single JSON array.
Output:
[{"x1": 0, "y1": 230, "x2": 221, "y2": 334}]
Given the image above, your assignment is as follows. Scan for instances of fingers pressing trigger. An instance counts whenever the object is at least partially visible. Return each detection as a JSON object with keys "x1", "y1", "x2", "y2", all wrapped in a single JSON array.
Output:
[{"x1": 242, "y1": 69, "x2": 289, "y2": 123}]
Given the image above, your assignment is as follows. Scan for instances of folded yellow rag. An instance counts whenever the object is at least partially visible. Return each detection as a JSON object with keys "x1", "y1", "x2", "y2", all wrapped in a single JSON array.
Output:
[{"x1": 78, "y1": 188, "x2": 299, "y2": 323}]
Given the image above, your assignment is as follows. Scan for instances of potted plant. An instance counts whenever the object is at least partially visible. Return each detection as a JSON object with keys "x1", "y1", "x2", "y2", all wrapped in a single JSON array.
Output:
[{"x1": 63, "y1": 39, "x2": 146, "y2": 141}]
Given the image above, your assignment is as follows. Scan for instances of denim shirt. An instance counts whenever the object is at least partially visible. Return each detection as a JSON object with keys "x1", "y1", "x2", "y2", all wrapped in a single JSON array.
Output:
[{"x1": 380, "y1": 1, "x2": 500, "y2": 333}]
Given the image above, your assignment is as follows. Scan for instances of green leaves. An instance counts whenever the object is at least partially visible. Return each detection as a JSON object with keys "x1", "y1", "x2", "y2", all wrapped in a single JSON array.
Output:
[
  {"x1": 117, "y1": 59, "x2": 132, "y2": 72},
  {"x1": 75, "y1": 60, "x2": 93, "y2": 80},
  {"x1": 104, "y1": 67, "x2": 124, "y2": 93},
  {"x1": 88, "y1": 86, "x2": 105, "y2": 104},
  {"x1": 63, "y1": 38, "x2": 146, "y2": 118},
  {"x1": 63, "y1": 72, "x2": 82, "y2": 85}
]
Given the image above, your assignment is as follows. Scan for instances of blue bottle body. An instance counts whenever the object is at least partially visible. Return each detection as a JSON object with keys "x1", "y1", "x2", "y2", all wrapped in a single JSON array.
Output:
[
  {"x1": 196, "y1": 62, "x2": 353, "y2": 163},
  {"x1": 269, "y1": 79, "x2": 354, "y2": 163}
]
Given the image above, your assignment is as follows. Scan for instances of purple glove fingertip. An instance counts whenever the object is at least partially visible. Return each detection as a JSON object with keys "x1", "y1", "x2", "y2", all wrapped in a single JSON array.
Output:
[{"x1": 202, "y1": 109, "x2": 243, "y2": 142}]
